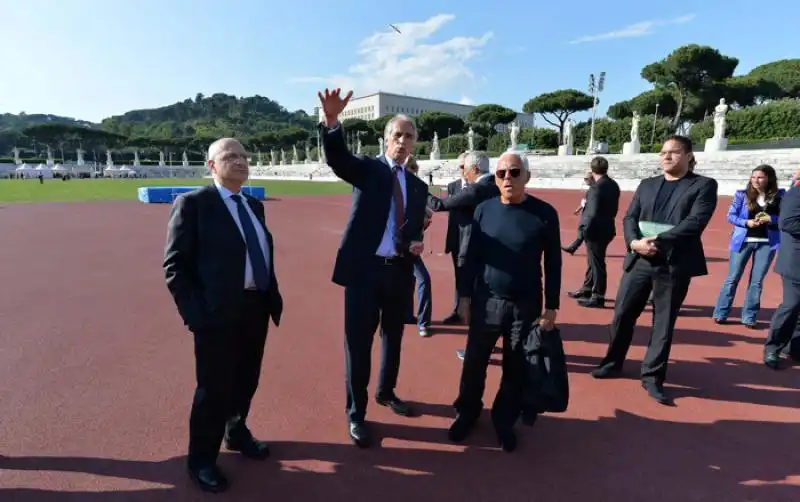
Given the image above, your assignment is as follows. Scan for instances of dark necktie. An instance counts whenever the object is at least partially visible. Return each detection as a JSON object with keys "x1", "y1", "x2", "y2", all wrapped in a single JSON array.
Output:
[
  {"x1": 231, "y1": 194, "x2": 270, "y2": 291},
  {"x1": 392, "y1": 165, "x2": 405, "y2": 255}
]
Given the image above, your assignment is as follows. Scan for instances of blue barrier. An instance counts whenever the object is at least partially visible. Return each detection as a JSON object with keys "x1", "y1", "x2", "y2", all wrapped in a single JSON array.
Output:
[{"x1": 137, "y1": 185, "x2": 267, "y2": 203}]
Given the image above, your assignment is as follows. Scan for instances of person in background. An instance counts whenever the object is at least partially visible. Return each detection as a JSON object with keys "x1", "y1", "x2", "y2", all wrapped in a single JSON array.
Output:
[
  {"x1": 405, "y1": 155, "x2": 434, "y2": 337},
  {"x1": 763, "y1": 179, "x2": 800, "y2": 369},
  {"x1": 562, "y1": 171, "x2": 596, "y2": 254},
  {"x1": 712, "y1": 165, "x2": 784, "y2": 328},
  {"x1": 441, "y1": 152, "x2": 469, "y2": 325},
  {"x1": 449, "y1": 151, "x2": 561, "y2": 452}
]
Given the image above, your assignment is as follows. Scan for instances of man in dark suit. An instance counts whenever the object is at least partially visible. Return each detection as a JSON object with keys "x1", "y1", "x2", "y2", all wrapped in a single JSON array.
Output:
[
  {"x1": 567, "y1": 156, "x2": 620, "y2": 308},
  {"x1": 427, "y1": 151, "x2": 500, "y2": 359},
  {"x1": 318, "y1": 88, "x2": 429, "y2": 448},
  {"x1": 441, "y1": 151, "x2": 468, "y2": 325},
  {"x1": 163, "y1": 138, "x2": 283, "y2": 493},
  {"x1": 763, "y1": 183, "x2": 800, "y2": 369},
  {"x1": 591, "y1": 135, "x2": 718, "y2": 405}
]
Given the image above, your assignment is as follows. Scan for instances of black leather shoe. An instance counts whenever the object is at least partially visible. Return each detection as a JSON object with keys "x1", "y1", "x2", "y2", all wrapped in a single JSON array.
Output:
[
  {"x1": 225, "y1": 437, "x2": 271, "y2": 460},
  {"x1": 764, "y1": 352, "x2": 781, "y2": 370},
  {"x1": 567, "y1": 290, "x2": 591, "y2": 299},
  {"x1": 494, "y1": 425, "x2": 517, "y2": 452},
  {"x1": 577, "y1": 296, "x2": 605, "y2": 308},
  {"x1": 642, "y1": 381, "x2": 674, "y2": 406},
  {"x1": 447, "y1": 414, "x2": 477, "y2": 442},
  {"x1": 376, "y1": 394, "x2": 413, "y2": 416},
  {"x1": 590, "y1": 366, "x2": 622, "y2": 379},
  {"x1": 561, "y1": 246, "x2": 578, "y2": 255},
  {"x1": 187, "y1": 465, "x2": 229, "y2": 493},
  {"x1": 349, "y1": 421, "x2": 372, "y2": 448},
  {"x1": 520, "y1": 409, "x2": 538, "y2": 427}
]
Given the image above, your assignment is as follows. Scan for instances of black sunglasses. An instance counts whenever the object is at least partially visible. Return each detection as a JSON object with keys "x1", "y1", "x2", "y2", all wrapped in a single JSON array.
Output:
[{"x1": 495, "y1": 168, "x2": 522, "y2": 179}]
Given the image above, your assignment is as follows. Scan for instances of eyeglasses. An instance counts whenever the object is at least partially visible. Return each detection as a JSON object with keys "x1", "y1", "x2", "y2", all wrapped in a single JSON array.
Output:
[
  {"x1": 458, "y1": 165, "x2": 464, "y2": 169},
  {"x1": 495, "y1": 168, "x2": 522, "y2": 179}
]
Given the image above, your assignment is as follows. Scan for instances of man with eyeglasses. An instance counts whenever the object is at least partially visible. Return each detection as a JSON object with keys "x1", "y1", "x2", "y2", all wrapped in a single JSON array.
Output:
[
  {"x1": 427, "y1": 151, "x2": 499, "y2": 359},
  {"x1": 449, "y1": 152, "x2": 562, "y2": 452}
]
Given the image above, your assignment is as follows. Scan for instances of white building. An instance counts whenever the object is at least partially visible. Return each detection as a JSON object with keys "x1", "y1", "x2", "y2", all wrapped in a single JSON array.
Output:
[{"x1": 319, "y1": 91, "x2": 534, "y2": 130}]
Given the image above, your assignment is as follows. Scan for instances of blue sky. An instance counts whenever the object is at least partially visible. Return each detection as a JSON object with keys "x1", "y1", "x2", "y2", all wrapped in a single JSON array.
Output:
[{"x1": 2, "y1": 0, "x2": 798, "y2": 124}]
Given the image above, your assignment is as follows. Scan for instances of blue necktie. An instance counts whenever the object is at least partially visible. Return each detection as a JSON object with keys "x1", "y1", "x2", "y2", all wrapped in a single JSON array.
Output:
[{"x1": 231, "y1": 194, "x2": 270, "y2": 291}]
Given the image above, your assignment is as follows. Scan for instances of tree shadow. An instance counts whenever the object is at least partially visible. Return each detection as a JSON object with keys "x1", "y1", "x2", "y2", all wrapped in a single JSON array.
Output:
[
  {"x1": 566, "y1": 353, "x2": 799, "y2": 409},
  {"x1": 2, "y1": 414, "x2": 798, "y2": 501}
]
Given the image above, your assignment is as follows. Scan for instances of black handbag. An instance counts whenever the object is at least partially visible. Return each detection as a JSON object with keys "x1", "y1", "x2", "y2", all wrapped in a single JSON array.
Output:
[{"x1": 523, "y1": 325, "x2": 570, "y2": 413}]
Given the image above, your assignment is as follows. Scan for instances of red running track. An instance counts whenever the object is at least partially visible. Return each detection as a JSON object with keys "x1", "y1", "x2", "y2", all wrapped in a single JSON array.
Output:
[{"x1": 0, "y1": 190, "x2": 798, "y2": 501}]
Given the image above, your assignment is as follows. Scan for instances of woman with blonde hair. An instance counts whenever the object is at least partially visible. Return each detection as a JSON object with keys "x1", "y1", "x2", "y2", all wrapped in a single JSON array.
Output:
[{"x1": 405, "y1": 155, "x2": 433, "y2": 337}]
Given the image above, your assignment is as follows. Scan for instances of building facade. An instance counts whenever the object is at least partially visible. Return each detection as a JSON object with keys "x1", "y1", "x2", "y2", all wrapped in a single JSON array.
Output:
[{"x1": 318, "y1": 91, "x2": 534, "y2": 130}]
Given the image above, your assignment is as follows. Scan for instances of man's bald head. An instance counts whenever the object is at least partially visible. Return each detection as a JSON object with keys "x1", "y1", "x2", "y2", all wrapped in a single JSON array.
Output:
[{"x1": 207, "y1": 137, "x2": 249, "y2": 190}]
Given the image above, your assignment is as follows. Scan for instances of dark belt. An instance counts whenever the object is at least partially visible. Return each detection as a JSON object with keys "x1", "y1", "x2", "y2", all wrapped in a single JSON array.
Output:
[{"x1": 375, "y1": 255, "x2": 404, "y2": 265}]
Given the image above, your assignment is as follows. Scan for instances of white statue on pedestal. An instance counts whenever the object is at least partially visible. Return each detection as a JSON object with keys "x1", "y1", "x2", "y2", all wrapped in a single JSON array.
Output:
[
  {"x1": 280, "y1": 148, "x2": 286, "y2": 165},
  {"x1": 305, "y1": 144, "x2": 312, "y2": 164},
  {"x1": 509, "y1": 121, "x2": 519, "y2": 151},
  {"x1": 47, "y1": 146, "x2": 55, "y2": 166},
  {"x1": 430, "y1": 132, "x2": 441, "y2": 160},
  {"x1": 558, "y1": 121, "x2": 575, "y2": 156},
  {"x1": 133, "y1": 150, "x2": 140, "y2": 166},
  {"x1": 76, "y1": 148, "x2": 85, "y2": 165},
  {"x1": 182, "y1": 150, "x2": 189, "y2": 167},
  {"x1": 257, "y1": 151, "x2": 263, "y2": 167},
  {"x1": 292, "y1": 145, "x2": 299, "y2": 163},
  {"x1": 467, "y1": 127, "x2": 475, "y2": 152},
  {"x1": 12, "y1": 147, "x2": 20, "y2": 165},
  {"x1": 270, "y1": 150, "x2": 277, "y2": 166},
  {"x1": 623, "y1": 111, "x2": 642, "y2": 155},
  {"x1": 159, "y1": 151, "x2": 166, "y2": 166},
  {"x1": 105, "y1": 150, "x2": 113, "y2": 167},
  {"x1": 378, "y1": 137, "x2": 384, "y2": 153},
  {"x1": 713, "y1": 98, "x2": 728, "y2": 139},
  {"x1": 705, "y1": 98, "x2": 730, "y2": 152},
  {"x1": 356, "y1": 139, "x2": 362, "y2": 155}
]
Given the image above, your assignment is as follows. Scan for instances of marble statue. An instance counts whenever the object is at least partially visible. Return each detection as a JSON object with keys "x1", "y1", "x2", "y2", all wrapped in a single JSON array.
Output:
[
  {"x1": 509, "y1": 121, "x2": 519, "y2": 151},
  {"x1": 631, "y1": 111, "x2": 641, "y2": 142},
  {"x1": 76, "y1": 148, "x2": 85, "y2": 165},
  {"x1": 305, "y1": 144, "x2": 312, "y2": 164},
  {"x1": 182, "y1": 150, "x2": 189, "y2": 167},
  {"x1": 293, "y1": 145, "x2": 299, "y2": 163},
  {"x1": 356, "y1": 139, "x2": 362, "y2": 155},
  {"x1": 12, "y1": 147, "x2": 20, "y2": 165},
  {"x1": 133, "y1": 150, "x2": 140, "y2": 166},
  {"x1": 467, "y1": 127, "x2": 475, "y2": 152},
  {"x1": 257, "y1": 151, "x2": 263, "y2": 167},
  {"x1": 713, "y1": 98, "x2": 728, "y2": 139},
  {"x1": 105, "y1": 150, "x2": 113, "y2": 166},
  {"x1": 280, "y1": 148, "x2": 286, "y2": 165},
  {"x1": 558, "y1": 120, "x2": 575, "y2": 156},
  {"x1": 159, "y1": 151, "x2": 166, "y2": 166},
  {"x1": 270, "y1": 149, "x2": 277, "y2": 166},
  {"x1": 47, "y1": 146, "x2": 55, "y2": 165},
  {"x1": 430, "y1": 132, "x2": 441, "y2": 161},
  {"x1": 378, "y1": 137, "x2": 384, "y2": 153}
]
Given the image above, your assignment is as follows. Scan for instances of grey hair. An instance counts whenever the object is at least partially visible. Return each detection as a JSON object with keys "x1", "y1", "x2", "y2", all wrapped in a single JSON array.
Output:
[
  {"x1": 207, "y1": 137, "x2": 241, "y2": 162},
  {"x1": 498, "y1": 151, "x2": 530, "y2": 172},
  {"x1": 383, "y1": 114, "x2": 418, "y2": 141},
  {"x1": 464, "y1": 151, "x2": 490, "y2": 173}
]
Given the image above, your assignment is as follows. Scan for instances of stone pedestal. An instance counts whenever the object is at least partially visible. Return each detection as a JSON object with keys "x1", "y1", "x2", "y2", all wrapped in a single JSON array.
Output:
[
  {"x1": 704, "y1": 136, "x2": 728, "y2": 152},
  {"x1": 557, "y1": 145, "x2": 573, "y2": 156},
  {"x1": 622, "y1": 139, "x2": 640, "y2": 155}
]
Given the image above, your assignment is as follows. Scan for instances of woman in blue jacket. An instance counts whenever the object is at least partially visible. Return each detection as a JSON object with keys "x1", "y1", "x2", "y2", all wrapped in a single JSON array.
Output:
[{"x1": 712, "y1": 165, "x2": 784, "y2": 327}]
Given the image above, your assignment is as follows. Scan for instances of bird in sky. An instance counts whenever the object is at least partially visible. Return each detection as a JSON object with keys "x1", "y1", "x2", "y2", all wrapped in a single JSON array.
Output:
[{"x1": 389, "y1": 24, "x2": 402, "y2": 34}]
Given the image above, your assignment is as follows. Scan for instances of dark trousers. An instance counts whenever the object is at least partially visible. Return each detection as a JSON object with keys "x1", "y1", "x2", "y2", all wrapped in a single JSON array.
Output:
[
  {"x1": 597, "y1": 259, "x2": 691, "y2": 385},
  {"x1": 580, "y1": 237, "x2": 612, "y2": 297},
  {"x1": 454, "y1": 295, "x2": 540, "y2": 430},
  {"x1": 449, "y1": 252, "x2": 460, "y2": 314},
  {"x1": 764, "y1": 276, "x2": 800, "y2": 357},
  {"x1": 344, "y1": 257, "x2": 412, "y2": 423},
  {"x1": 188, "y1": 291, "x2": 270, "y2": 469}
]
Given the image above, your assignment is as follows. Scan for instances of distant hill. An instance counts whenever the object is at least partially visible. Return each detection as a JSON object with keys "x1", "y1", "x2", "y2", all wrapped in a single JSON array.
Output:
[
  {"x1": 99, "y1": 92, "x2": 316, "y2": 139},
  {"x1": 0, "y1": 113, "x2": 97, "y2": 130}
]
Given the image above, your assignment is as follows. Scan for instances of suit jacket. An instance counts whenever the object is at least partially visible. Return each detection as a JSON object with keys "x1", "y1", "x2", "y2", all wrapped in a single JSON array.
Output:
[
  {"x1": 444, "y1": 179, "x2": 466, "y2": 254},
  {"x1": 726, "y1": 188, "x2": 784, "y2": 252},
  {"x1": 321, "y1": 123, "x2": 428, "y2": 287},
  {"x1": 523, "y1": 325, "x2": 569, "y2": 414},
  {"x1": 774, "y1": 185, "x2": 800, "y2": 282},
  {"x1": 163, "y1": 184, "x2": 283, "y2": 333},
  {"x1": 428, "y1": 174, "x2": 500, "y2": 266},
  {"x1": 622, "y1": 172, "x2": 718, "y2": 278},
  {"x1": 579, "y1": 174, "x2": 620, "y2": 241}
]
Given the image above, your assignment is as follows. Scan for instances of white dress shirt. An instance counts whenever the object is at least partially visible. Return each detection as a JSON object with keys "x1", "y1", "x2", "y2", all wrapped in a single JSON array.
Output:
[
  {"x1": 214, "y1": 181, "x2": 271, "y2": 289},
  {"x1": 375, "y1": 156, "x2": 408, "y2": 258}
]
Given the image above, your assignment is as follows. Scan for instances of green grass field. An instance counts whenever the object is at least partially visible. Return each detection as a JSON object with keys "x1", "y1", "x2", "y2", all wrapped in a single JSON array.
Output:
[{"x1": 0, "y1": 178, "x2": 354, "y2": 203}]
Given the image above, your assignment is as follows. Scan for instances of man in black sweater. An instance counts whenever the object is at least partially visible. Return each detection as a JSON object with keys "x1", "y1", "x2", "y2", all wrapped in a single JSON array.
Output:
[{"x1": 449, "y1": 151, "x2": 562, "y2": 452}]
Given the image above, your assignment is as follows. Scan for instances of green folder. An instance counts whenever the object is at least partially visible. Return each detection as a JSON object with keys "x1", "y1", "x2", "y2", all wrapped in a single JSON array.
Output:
[{"x1": 639, "y1": 221, "x2": 675, "y2": 237}]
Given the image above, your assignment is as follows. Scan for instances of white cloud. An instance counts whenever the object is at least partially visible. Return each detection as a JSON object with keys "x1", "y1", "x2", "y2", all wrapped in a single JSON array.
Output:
[
  {"x1": 289, "y1": 14, "x2": 493, "y2": 100},
  {"x1": 568, "y1": 14, "x2": 696, "y2": 44}
]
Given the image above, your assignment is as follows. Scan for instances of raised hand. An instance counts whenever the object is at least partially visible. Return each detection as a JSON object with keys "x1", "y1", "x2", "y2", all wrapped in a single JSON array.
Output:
[{"x1": 317, "y1": 88, "x2": 353, "y2": 126}]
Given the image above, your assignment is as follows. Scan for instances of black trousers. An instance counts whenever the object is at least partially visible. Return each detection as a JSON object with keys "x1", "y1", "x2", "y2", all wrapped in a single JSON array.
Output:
[
  {"x1": 580, "y1": 237, "x2": 612, "y2": 297},
  {"x1": 343, "y1": 257, "x2": 412, "y2": 423},
  {"x1": 188, "y1": 291, "x2": 270, "y2": 469},
  {"x1": 764, "y1": 276, "x2": 800, "y2": 357},
  {"x1": 454, "y1": 295, "x2": 540, "y2": 430},
  {"x1": 597, "y1": 259, "x2": 691, "y2": 385},
  {"x1": 450, "y1": 252, "x2": 460, "y2": 314}
]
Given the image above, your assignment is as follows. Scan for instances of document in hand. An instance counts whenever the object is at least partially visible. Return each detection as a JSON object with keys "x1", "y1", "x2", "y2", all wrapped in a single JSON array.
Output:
[
  {"x1": 523, "y1": 325, "x2": 569, "y2": 414},
  {"x1": 638, "y1": 221, "x2": 676, "y2": 238}
]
